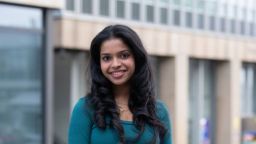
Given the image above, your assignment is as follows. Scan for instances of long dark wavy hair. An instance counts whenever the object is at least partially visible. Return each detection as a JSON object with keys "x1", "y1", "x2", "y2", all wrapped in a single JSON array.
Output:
[{"x1": 87, "y1": 24, "x2": 167, "y2": 143}]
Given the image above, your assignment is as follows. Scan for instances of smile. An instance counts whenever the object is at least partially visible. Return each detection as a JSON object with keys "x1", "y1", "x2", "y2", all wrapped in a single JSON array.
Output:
[{"x1": 110, "y1": 70, "x2": 126, "y2": 78}]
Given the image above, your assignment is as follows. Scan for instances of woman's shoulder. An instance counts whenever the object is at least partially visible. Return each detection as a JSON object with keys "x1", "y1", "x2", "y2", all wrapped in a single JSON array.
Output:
[
  {"x1": 74, "y1": 96, "x2": 89, "y2": 109},
  {"x1": 72, "y1": 96, "x2": 94, "y2": 118},
  {"x1": 155, "y1": 100, "x2": 170, "y2": 120}
]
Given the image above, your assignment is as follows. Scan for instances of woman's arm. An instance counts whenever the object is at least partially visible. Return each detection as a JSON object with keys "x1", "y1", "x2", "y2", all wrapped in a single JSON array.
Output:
[{"x1": 68, "y1": 98, "x2": 93, "y2": 144}]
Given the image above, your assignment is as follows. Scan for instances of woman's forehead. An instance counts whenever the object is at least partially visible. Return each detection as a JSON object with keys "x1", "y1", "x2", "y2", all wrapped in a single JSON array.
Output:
[{"x1": 100, "y1": 38, "x2": 130, "y2": 54}]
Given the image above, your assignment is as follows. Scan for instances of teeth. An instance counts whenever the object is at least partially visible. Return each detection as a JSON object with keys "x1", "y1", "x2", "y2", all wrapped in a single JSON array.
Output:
[{"x1": 112, "y1": 71, "x2": 124, "y2": 77}]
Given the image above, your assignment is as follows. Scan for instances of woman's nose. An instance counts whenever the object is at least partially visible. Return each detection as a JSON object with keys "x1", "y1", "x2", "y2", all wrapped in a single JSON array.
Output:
[{"x1": 112, "y1": 58, "x2": 121, "y2": 68}]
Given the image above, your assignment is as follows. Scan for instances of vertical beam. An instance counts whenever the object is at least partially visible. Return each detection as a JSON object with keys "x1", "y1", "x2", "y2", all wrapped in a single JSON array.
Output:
[
  {"x1": 230, "y1": 59, "x2": 242, "y2": 144},
  {"x1": 45, "y1": 9, "x2": 54, "y2": 144},
  {"x1": 159, "y1": 55, "x2": 189, "y2": 144},
  {"x1": 173, "y1": 54, "x2": 189, "y2": 144},
  {"x1": 159, "y1": 57, "x2": 175, "y2": 118},
  {"x1": 216, "y1": 60, "x2": 241, "y2": 144}
]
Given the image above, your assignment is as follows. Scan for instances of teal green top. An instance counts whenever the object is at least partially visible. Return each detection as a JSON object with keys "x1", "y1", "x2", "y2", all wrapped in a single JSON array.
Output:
[{"x1": 68, "y1": 97, "x2": 172, "y2": 144}]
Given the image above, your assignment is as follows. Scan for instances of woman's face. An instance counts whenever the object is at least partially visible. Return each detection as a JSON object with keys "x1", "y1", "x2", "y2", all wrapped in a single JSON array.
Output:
[{"x1": 100, "y1": 38, "x2": 135, "y2": 86}]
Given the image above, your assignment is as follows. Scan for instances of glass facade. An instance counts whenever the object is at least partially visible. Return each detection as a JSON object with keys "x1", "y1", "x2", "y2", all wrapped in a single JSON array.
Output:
[
  {"x1": 241, "y1": 63, "x2": 256, "y2": 117},
  {"x1": 146, "y1": 5, "x2": 154, "y2": 22},
  {"x1": 0, "y1": 4, "x2": 43, "y2": 144},
  {"x1": 131, "y1": 2, "x2": 140, "y2": 21},
  {"x1": 66, "y1": 0, "x2": 75, "y2": 11},
  {"x1": 99, "y1": 0, "x2": 110, "y2": 16},
  {"x1": 64, "y1": 0, "x2": 256, "y2": 37},
  {"x1": 189, "y1": 59, "x2": 216, "y2": 144},
  {"x1": 82, "y1": 0, "x2": 92, "y2": 14},
  {"x1": 116, "y1": 0, "x2": 125, "y2": 18}
]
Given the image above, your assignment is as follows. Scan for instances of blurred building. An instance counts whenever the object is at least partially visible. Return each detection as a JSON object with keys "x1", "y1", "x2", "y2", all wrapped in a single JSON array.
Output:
[{"x1": 0, "y1": 0, "x2": 256, "y2": 144}]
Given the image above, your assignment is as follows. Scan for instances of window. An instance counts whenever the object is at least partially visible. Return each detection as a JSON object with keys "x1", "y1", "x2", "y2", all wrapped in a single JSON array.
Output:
[
  {"x1": 99, "y1": 0, "x2": 109, "y2": 16},
  {"x1": 209, "y1": 16, "x2": 216, "y2": 31},
  {"x1": 218, "y1": 3, "x2": 226, "y2": 17},
  {"x1": 197, "y1": 14, "x2": 205, "y2": 29},
  {"x1": 172, "y1": 0, "x2": 181, "y2": 6},
  {"x1": 248, "y1": 10, "x2": 254, "y2": 22},
  {"x1": 185, "y1": 12, "x2": 193, "y2": 28},
  {"x1": 230, "y1": 19, "x2": 236, "y2": 34},
  {"x1": 220, "y1": 17, "x2": 226, "y2": 32},
  {"x1": 249, "y1": 23, "x2": 255, "y2": 36},
  {"x1": 146, "y1": 5, "x2": 154, "y2": 22},
  {"x1": 184, "y1": 0, "x2": 193, "y2": 9},
  {"x1": 196, "y1": 0, "x2": 205, "y2": 13},
  {"x1": 160, "y1": 7, "x2": 168, "y2": 24},
  {"x1": 82, "y1": 0, "x2": 92, "y2": 14},
  {"x1": 227, "y1": 5, "x2": 236, "y2": 19},
  {"x1": 66, "y1": 0, "x2": 75, "y2": 11},
  {"x1": 131, "y1": 2, "x2": 140, "y2": 21},
  {"x1": 173, "y1": 9, "x2": 180, "y2": 26},
  {"x1": 241, "y1": 63, "x2": 256, "y2": 117},
  {"x1": 160, "y1": 0, "x2": 169, "y2": 4},
  {"x1": 116, "y1": 0, "x2": 125, "y2": 18},
  {"x1": 189, "y1": 59, "x2": 216, "y2": 144},
  {"x1": 240, "y1": 21, "x2": 245, "y2": 35},
  {"x1": 206, "y1": 1, "x2": 217, "y2": 15},
  {"x1": 238, "y1": 7, "x2": 246, "y2": 21},
  {"x1": 0, "y1": 4, "x2": 43, "y2": 144}
]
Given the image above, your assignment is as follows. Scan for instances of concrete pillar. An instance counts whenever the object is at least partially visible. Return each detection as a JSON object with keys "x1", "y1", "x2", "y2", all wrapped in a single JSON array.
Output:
[
  {"x1": 159, "y1": 55, "x2": 189, "y2": 144},
  {"x1": 216, "y1": 60, "x2": 241, "y2": 144}
]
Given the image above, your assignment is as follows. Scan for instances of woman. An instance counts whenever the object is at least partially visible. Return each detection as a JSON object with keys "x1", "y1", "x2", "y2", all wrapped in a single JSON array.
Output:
[{"x1": 68, "y1": 25, "x2": 172, "y2": 144}]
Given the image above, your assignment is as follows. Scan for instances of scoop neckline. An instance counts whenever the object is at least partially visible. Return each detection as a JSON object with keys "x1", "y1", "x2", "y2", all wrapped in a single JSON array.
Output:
[{"x1": 120, "y1": 119, "x2": 134, "y2": 124}]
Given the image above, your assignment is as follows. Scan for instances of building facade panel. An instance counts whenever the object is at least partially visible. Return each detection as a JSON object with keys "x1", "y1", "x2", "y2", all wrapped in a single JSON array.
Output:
[{"x1": 0, "y1": 0, "x2": 63, "y2": 8}]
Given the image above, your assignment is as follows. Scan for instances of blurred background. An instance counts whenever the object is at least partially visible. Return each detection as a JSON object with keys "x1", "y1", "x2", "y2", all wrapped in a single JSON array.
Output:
[{"x1": 0, "y1": 0, "x2": 256, "y2": 144}]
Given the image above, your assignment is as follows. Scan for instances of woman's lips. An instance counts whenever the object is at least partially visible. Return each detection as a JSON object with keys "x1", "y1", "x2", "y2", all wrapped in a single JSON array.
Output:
[{"x1": 110, "y1": 70, "x2": 126, "y2": 78}]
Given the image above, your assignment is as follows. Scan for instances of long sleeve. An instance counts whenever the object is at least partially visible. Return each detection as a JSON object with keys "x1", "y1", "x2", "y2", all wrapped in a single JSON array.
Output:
[
  {"x1": 157, "y1": 101, "x2": 173, "y2": 144},
  {"x1": 68, "y1": 98, "x2": 93, "y2": 144}
]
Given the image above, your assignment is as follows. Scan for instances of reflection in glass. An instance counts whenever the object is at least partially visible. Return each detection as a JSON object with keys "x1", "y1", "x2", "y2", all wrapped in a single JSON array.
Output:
[
  {"x1": 0, "y1": 28, "x2": 43, "y2": 144},
  {"x1": 0, "y1": 4, "x2": 42, "y2": 29},
  {"x1": 0, "y1": 4, "x2": 43, "y2": 144}
]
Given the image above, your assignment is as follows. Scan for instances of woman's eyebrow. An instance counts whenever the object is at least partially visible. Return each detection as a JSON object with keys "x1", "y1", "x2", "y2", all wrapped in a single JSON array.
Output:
[
  {"x1": 118, "y1": 50, "x2": 131, "y2": 53},
  {"x1": 100, "y1": 53, "x2": 111, "y2": 55},
  {"x1": 101, "y1": 50, "x2": 131, "y2": 55}
]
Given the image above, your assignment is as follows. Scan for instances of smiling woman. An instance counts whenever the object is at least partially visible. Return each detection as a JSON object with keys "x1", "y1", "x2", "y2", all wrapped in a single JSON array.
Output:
[
  {"x1": 100, "y1": 38, "x2": 135, "y2": 87},
  {"x1": 68, "y1": 25, "x2": 173, "y2": 144}
]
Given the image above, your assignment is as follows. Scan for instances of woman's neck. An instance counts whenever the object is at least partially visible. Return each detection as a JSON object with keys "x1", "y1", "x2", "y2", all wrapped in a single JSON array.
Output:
[{"x1": 113, "y1": 84, "x2": 130, "y2": 105}]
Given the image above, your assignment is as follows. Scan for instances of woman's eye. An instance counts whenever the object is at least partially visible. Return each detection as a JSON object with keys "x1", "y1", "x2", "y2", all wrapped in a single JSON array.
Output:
[
  {"x1": 102, "y1": 56, "x2": 111, "y2": 62},
  {"x1": 120, "y1": 53, "x2": 130, "y2": 59}
]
